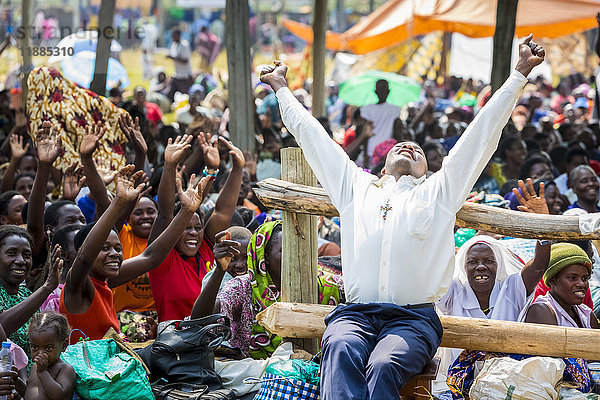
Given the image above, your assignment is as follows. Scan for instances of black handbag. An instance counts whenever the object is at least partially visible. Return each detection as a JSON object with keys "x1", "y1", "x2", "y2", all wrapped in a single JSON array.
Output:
[
  {"x1": 138, "y1": 314, "x2": 231, "y2": 389},
  {"x1": 152, "y1": 383, "x2": 235, "y2": 400}
]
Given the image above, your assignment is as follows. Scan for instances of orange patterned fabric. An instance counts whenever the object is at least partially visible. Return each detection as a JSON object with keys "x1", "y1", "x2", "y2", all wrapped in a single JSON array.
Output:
[{"x1": 27, "y1": 66, "x2": 127, "y2": 173}]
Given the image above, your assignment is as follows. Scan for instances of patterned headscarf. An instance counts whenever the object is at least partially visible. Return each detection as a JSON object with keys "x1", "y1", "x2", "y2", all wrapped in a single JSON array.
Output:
[
  {"x1": 27, "y1": 66, "x2": 127, "y2": 174},
  {"x1": 248, "y1": 220, "x2": 342, "y2": 359}
]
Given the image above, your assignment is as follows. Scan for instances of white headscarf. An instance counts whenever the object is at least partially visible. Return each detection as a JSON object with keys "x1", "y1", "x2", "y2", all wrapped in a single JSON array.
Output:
[{"x1": 454, "y1": 235, "x2": 525, "y2": 285}]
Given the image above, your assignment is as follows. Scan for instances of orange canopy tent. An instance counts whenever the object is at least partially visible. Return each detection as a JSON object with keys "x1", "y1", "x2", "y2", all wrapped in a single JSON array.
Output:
[{"x1": 283, "y1": 0, "x2": 600, "y2": 55}]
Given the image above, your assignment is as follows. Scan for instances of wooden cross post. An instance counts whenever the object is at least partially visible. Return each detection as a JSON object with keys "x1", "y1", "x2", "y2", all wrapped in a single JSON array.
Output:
[{"x1": 280, "y1": 148, "x2": 320, "y2": 354}]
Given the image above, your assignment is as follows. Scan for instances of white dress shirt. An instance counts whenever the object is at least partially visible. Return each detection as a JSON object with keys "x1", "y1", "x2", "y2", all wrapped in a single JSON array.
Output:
[
  {"x1": 169, "y1": 40, "x2": 192, "y2": 78},
  {"x1": 359, "y1": 102, "x2": 401, "y2": 158},
  {"x1": 276, "y1": 70, "x2": 526, "y2": 305}
]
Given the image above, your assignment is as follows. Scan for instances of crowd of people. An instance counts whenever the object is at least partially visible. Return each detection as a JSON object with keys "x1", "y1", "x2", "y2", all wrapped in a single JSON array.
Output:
[{"x1": 0, "y1": 20, "x2": 597, "y2": 400}]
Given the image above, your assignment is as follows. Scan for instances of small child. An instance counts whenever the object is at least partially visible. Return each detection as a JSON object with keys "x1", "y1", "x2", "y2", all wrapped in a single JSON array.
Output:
[{"x1": 24, "y1": 311, "x2": 75, "y2": 400}]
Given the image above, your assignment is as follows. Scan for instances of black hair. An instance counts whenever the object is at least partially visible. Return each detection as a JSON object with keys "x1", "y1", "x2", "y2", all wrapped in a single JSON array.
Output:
[
  {"x1": 235, "y1": 206, "x2": 254, "y2": 227},
  {"x1": 51, "y1": 224, "x2": 81, "y2": 252},
  {"x1": 227, "y1": 226, "x2": 252, "y2": 242},
  {"x1": 73, "y1": 222, "x2": 119, "y2": 252},
  {"x1": 20, "y1": 202, "x2": 28, "y2": 224},
  {"x1": 13, "y1": 172, "x2": 35, "y2": 189},
  {"x1": 422, "y1": 141, "x2": 446, "y2": 156},
  {"x1": 558, "y1": 122, "x2": 573, "y2": 138},
  {"x1": 523, "y1": 139, "x2": 540, "y2": 154},
  {"x1": 73, "y1": 222, "x2": 95, "y2": 251},
  {"x1": 499, "y1": 179, "x2": 520, "y2": 197},
  {"x1": 533, "y1": 179, "x2": 556, "y2": 194},
  {"x1": 519, "y1": 154, "x2": 551, "y2": 180},
  {"x1": 0, "y1": 191, "x2": 20, "y2": 217},
  {"x1": 549, "y1": 146, "x2": 568, "y2": 169},
  {"x1": 497, "y1": 137, "x2": 520, "y2": 161},
  {"x1": 44, "y1": 200, "x2": 77, "y2": 228},
  {"x1": 0, "y1": 225, "x2": 33, "y2": 250},
  {"x1": 108, "y1": 87, "x2": 122, "y2": 97},
  {"x1": 565, "y1": 146, "x2": 589, "y2": 166},
  {"x1": 27, "y1": 311, "x2": 70, "y2": 342}
]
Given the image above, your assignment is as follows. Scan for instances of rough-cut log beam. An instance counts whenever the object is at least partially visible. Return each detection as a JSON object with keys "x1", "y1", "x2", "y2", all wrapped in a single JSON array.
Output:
[
  {"x1": 256, "y1": 302, "x2": 600, "y2": 359},
  {"x1": 254, "y1": 178, "x2": 600, "y2": 239}
]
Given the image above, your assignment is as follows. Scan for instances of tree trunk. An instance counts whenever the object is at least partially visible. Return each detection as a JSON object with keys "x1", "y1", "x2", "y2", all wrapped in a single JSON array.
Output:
[
  {"x1": 225, "y1": 0, "x2": 254, "y2": 152},
  {"x1": 311, "y1": 0, "x2": 327, "y2": 117},
  {"x1": 491, "y1": 0, "x2": 519, "y2": 93},
  {"x1": 90, "y1": 0, "x2": 116, "y2": 95},
  {"x1": 20, "y1": 0, "x2": 32, "y2": 105}
]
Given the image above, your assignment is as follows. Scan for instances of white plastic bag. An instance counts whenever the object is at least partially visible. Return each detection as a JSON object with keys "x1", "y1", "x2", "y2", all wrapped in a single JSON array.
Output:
[
  {"x1": 558, "y1": 387, "x2": 600, "y2": 400},
  {"x1": 469, "y1": 357, "x2": 565, "y2": 400}
]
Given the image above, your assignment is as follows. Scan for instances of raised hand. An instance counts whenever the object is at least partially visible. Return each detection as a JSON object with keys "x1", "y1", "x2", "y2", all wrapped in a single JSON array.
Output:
[
  {"x1": 513, "y1": 178, "x2": 549, "y2": 215},
  {"x1": 36, "y1": 121, "x2": 62, "y2": 163},
  {"x1": 259, "y1": 60, "x2": 288, "y2": 91},
  {"x1": 80, "y1": 122, "x2": 106, "y2": 158},
  {"x1": 115, "y1": 165, "x2": 146, "y2": 202},
  {"x1": 515, "y1": 34, "x2": 545, "y2": 77},
  {"x1": 118, "y1": 113, "x2": 147, "y2": 155},
  {"x1": 164, "y1": 134, "x2": 193, "y2": 166},
  {"x1": 94, "y1": 158, "x2": 118, "y2": 185},
  {"x1": 219, "y1": 137, "x2": 245, "y2": 169},
  {"x1": 62, "y1": 162, "x2": 86, "y2": 201},
  {"x1": 177, "y1": 174, "x2": 210, "y2": 212},
  {"x1": 9, "y1": 133, "x2": 29, "y2": 159},
  {"x1": 197, "y1": 132, "x2": 220, "y2": 169},
  {"x1": 213, "y1": 231, "x2": 240, "y2": 271},
  {"x1": 45, "y1": 244, "x2": 64, "y2": 290}
]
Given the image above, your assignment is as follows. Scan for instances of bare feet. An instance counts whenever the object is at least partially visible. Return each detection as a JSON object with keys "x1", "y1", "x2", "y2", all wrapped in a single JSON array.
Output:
[{"x1": 515, "y1": 34, "x2": 545, "y2": 77}]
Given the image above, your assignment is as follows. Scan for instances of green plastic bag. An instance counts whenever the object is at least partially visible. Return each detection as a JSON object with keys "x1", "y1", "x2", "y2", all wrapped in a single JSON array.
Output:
[
  {"x1": 265, "y1": 359, "x2": 320, "y2": 385},
  {"x1": 61, "y1": 339, "x2": 154, "y2": 400}
]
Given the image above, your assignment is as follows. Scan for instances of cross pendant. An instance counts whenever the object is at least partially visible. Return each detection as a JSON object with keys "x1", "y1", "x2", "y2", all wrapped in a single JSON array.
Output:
[{"x1": 380, "y1": 200, "x2": 392, "y2": 221}]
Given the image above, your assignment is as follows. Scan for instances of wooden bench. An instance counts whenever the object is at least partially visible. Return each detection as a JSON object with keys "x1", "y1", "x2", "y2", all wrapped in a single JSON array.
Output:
[{"x1": 399, "y1": 358, "x2": 440, "y2": 400}]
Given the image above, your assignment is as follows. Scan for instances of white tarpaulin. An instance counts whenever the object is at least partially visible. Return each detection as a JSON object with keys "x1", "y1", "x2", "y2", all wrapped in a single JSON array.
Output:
[{"x1": 449, "y1": 33, "x2": 552, "y2": 83}]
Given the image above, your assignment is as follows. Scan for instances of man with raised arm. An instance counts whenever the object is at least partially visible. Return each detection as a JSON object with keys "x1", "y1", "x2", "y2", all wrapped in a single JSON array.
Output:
[{"x1": 260, "y1": 35, "x2": 545, "y2": 400}]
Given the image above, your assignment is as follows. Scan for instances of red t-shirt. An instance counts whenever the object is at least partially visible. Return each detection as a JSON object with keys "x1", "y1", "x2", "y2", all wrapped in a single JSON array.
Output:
[
  {"x1": 149, "y1": 236, "x2": 214, "y2": 322},
  {"x1": 59, "y1": 277, "x2": 121, "y2": 341},
  {"x1": 534, "y1": 280, "x2": 593, "y2": 309}
]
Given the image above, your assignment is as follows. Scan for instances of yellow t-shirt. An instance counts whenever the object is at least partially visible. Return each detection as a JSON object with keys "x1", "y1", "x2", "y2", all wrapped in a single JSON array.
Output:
[{"x1": 112, "y1": 225, "x2": 155, "y2": 313}]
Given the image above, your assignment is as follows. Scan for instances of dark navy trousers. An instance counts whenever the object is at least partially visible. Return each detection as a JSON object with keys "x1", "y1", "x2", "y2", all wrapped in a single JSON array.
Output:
[{"x1": 320, "y1": 303, "x2": 443, "y2": 400}]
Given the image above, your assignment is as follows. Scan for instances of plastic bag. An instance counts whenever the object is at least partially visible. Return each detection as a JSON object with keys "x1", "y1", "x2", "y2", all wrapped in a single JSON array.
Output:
[
  {"x1": 264, "y1": 359, "x2": 320, "y2": 385},
  {"x1": 558, "y1": 387, "x2": 600, "y2": 399},
  {"x1": 469, "y1": 356, "x2": 565, "y2": 400},
  {"x1": 61, "y1": 339, "x2": 153, "y2": 400}
]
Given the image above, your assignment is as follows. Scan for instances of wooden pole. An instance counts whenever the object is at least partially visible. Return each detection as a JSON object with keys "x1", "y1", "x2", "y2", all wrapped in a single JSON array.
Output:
[
  {"x1": 20, "y1": 0, "x2": 32, "y2": 105},
  {"x1": 225, "y1": 0, "x2": 254, "y2": 152},
  {"x1": 335, "y1": 0, "x2": 345, "y2": 32},
  {"x1": 491, "y1": 0, "x2": 518, "y2": 93},
  {"x1": 257, "y1": 302, "x2": 600, "y2": 360},
  {"x1": 253, "y1": 178, "x2": 600, "y2": 240},
  {"x1": 311, "y1": 0, "x2": 327, "y2": 117},
  {"x1": 280, "y1": 148, "x2": 319, "y2": 354},
  {"x1": 90, "y1": 0, "x2": 116, "y2": 95}
]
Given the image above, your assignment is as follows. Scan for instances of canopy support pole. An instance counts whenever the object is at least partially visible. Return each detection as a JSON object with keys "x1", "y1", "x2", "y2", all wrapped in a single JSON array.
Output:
[
  {"x1": 312, "y1": 0, "x2": 327, "y2": 117},
  {"x1": 226, "y1": 0, "x2": 254, "y2": 151},
  {"x1": 90, "y1": 0, "x2": 116, "y2": 95},
  {"x1": 491, "y1": 0, "x2": 518, "y2": 93}
]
